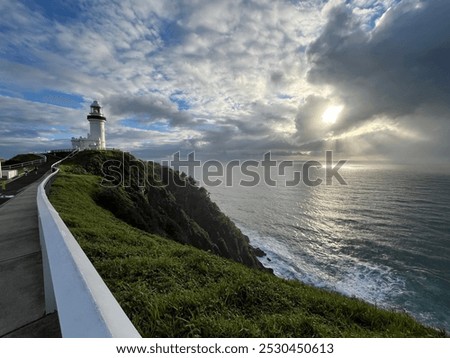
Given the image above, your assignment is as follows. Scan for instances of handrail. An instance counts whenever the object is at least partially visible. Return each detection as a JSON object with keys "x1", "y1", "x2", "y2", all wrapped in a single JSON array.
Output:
[
  {"x1": 2, "y1": 157, "x2": 46, "y2": 170},
  {"x1": 47, "y1": 149, "x2": 75, "y2": 153},
  {"x1": 37, "y1": 150, "x2": 141, "y2": 338}
]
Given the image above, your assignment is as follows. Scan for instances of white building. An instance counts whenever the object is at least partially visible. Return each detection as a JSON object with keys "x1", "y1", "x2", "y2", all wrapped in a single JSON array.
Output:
[
  {"x1": 72, "y1": 100, "x2": 107, "y2": 150},
  {"x1": 1, "y1": 160, "x2": 18, "y2": 180},
  {"x1": 2, "y1": 169, "x2": 18, "y2": 180}
]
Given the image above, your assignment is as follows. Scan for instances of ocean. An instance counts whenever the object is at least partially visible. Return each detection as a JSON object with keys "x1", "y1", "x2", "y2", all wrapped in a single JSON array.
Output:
[{"x1": 201, "y1": 162, "x2": 450, "y2": 332}]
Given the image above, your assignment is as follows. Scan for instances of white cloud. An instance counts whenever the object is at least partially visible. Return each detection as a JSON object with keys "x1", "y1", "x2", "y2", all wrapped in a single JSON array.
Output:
[{"x1": 0, "y1": 0, "x2": 449, "y2": 164}]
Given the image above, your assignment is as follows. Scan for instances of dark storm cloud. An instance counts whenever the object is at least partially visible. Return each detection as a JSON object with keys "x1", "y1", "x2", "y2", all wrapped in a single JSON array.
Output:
[
  {"x1": 270, "y1": 71, "x2": 284, "y2": 84},
  {"x1": 106, "y1": 94, "x2": 192, "y2": 126},
  {"x1": 305, "y1": 0, "x2": 450, "y2": 131}
]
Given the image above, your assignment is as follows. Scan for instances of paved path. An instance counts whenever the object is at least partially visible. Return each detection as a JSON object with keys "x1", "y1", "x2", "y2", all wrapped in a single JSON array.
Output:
[
  {"x1": 0, "y1": 157, "x2": 61, "y2": 337},
  {"x1": 1, "y1": 155, "x2": 59, "y2": 207}
]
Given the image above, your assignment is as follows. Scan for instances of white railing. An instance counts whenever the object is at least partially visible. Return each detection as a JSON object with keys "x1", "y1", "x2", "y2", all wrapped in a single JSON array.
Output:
[
  {"x1": 37, "y1": 150, "x2": 141, "y2": 338},
  {"x1": 2, "y1": 157, "x2": 46, "y2": 170},
  {"x1": 48, "y1": 149, "x2": 74, "y2": 153}
]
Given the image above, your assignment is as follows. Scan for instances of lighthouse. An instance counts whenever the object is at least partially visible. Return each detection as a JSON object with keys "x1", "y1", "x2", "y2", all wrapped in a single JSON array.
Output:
[
  {"x1": 87, "y1": 100, "x2": 106, "y2": 149},
  {"x1": 71, "y1": 100, "x2": 107, "y2": 150}
]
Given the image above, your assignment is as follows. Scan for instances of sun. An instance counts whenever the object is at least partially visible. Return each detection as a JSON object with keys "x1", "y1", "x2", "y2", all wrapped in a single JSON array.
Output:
[{"x1": 322, "y1": 105, "x2": 343, "y2": 125}]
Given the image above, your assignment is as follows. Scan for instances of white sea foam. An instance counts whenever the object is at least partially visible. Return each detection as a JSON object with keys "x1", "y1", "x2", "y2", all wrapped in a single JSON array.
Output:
[{"x1": 240, "y1": 224, "x2": 406, "y2": 309}]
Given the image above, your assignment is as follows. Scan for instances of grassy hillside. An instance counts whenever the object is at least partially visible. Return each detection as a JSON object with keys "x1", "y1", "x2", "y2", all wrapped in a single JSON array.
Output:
[
  {"x1": 4, "y1": 153, "x2": 42, "y2": 165},
  {"x1": 49, "y1": 157, "x2": 445, "y2": 337},
  {"x1": 60, "y1": 150, "x2": 263, "y2": 269}
]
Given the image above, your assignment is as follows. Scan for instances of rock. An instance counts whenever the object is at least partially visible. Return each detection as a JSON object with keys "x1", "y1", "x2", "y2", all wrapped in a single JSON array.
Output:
[{"x1": 252, "y1": 246, "x2": 267, "y2": 257}]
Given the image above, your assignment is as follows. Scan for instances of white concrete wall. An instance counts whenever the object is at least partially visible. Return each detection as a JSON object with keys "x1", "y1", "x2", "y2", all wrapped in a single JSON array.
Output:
[
  {"x1": 72, "y1": 137, "x2": 97, "y2": 150},
  {"x1": 2, "y1": 169, "x2": 18, "y2": 179},
  {"x1": 37, "y1": 155, "x2": 141, "y2": 338}
]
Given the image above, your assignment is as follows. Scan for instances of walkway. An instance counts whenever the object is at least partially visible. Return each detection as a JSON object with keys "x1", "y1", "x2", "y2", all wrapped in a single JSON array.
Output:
[
  {"x1": 1, "y1": 154, "x2": 59, "y2": 207},
  {"x1": 0, "y1": 157, "x2": 61, "y2": 337}
]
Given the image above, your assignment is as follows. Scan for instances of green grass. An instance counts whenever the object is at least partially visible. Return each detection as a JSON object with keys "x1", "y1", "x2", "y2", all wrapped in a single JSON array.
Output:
[{"x1": 49, "y1": 170, "x2": 446, "y2": 337}]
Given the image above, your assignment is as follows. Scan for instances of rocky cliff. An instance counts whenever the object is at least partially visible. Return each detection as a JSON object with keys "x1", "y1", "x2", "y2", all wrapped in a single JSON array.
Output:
[{"x1": 64, "y1": 150, "x2": 264, "y2": 270}]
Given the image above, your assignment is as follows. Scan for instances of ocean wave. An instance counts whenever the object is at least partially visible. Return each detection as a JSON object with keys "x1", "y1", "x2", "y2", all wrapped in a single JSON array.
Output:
[{"x1": 240, "y1": 224, "x2": 406, "y2": 308}]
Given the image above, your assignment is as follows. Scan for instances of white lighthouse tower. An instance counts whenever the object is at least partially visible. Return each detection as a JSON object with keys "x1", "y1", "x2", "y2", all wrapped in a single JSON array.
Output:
[
  {"x1": 87, "y1": 100, "x2": 106, "y2": 149},
  {"x1": 71, "y1": 100, "x2": 107, "y2": 150}
]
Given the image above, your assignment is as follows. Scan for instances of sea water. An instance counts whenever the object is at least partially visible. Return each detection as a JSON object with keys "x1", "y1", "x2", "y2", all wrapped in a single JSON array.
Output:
[{"x1": 203, "y1": 163, "x2": 450, "y2": 331}]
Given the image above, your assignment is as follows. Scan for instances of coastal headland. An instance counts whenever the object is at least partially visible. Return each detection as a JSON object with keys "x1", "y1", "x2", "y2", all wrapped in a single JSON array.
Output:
[{"x1": 47, "y1": 150, "x2": 445, "y2": 337}]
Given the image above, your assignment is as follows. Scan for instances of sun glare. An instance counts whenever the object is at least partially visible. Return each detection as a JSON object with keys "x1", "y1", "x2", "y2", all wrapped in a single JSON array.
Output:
[{"x1": 322, "y1": 105, "x2": 343, "y2": 125}]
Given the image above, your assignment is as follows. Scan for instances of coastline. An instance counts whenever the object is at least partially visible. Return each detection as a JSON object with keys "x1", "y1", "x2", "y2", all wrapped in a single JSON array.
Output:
[
  {"x1": 44, "y1": 150, "x2": 447, "y2": 337},
  {"x1": 241, "y1": 224, "x2": 448, "y2": 334},
  {"x1": 204, "y1": 168, "x2": 450, "y2": 334}
]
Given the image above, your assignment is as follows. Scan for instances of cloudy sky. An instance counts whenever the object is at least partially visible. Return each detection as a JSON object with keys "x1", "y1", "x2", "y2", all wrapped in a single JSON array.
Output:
[{"x1": 1, "y1": 0, "x2": 449, "y2": 164}]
